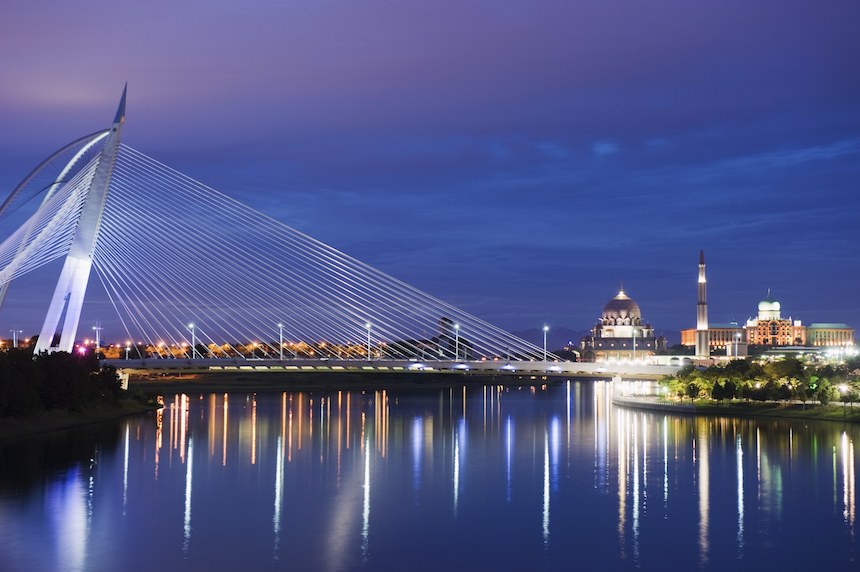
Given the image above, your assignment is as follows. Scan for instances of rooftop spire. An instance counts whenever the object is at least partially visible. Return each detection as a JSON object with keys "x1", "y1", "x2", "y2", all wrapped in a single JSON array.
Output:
[{"x1": 699, "y1": 250, "x2": 705, "y2": 265}]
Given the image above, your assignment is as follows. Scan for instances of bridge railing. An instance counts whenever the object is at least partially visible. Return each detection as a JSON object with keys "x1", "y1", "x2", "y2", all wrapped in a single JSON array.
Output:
[{"x1": 102, "y1": 357, "x2": 681, "y2": 378}]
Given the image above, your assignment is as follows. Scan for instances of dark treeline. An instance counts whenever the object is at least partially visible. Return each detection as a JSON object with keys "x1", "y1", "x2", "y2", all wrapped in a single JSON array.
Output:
[{"x1": 0, "y1": 348, "x2": 122, "y2": 417}]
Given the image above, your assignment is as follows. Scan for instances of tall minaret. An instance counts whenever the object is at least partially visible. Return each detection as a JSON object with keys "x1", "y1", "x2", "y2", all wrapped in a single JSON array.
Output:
[{"x1": 695, "y1": 250, "x2": 709, "y2": 358}]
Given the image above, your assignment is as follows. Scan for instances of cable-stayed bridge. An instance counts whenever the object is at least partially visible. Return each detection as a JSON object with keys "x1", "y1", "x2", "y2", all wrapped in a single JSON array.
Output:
[
  {"x1": 0, "y1": 89, "x2": 680, "y2": 379},
  {"x1": 0, "y1": 88, "x2": 559, "y2": 370}
]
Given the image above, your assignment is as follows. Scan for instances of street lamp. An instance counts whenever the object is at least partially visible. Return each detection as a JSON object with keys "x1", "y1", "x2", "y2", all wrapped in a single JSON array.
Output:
[
  {"x1": 365, "y1": 322, "x2": 372, "y2": 361},
  {"x1": 278, "y1": 323, "x2": 284, "y2": 361},
  {"x1": 840, "y1": 384, "x2": 848, "y2": 421},
  {"x1": 92, "y1": 323, "x2": 103, "y2": 352},
  {"x1": 632, "y1": 328, "x2": 636, "y2": 362},
  {"x1": 188, "y1": 323, "x2": 196, "y2": 359},
  {"x1": 125, "y1": 342, "x2": 131, "y2": 360},
  {"x1": 543, "y1": 325, "x2": 549, "y2": 362},
  {"x1": 10, "y1": 329, "x2": 22, "y2": 349},
  {"x1": 454, "y1": 323, "x2": 460, "y2": 361}
]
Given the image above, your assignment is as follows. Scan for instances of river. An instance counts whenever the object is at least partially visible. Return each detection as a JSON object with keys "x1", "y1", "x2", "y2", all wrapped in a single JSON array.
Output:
[{"x1": 0, "y1": 380, "x2": 857, "y2": 570}]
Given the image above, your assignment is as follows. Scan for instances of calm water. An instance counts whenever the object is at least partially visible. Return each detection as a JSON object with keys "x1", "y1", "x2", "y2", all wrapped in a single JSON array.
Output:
[{"x1": 1, "y1": 380, "x2": 858, "y2": 571}]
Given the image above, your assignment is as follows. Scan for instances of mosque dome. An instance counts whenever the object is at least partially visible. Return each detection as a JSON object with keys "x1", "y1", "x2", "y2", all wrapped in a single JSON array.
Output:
[{"x1": 602, "y1": 290, "x2": 642, "y2": 321}]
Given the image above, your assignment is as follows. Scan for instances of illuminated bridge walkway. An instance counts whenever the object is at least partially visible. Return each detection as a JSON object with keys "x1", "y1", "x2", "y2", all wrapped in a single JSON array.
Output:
[{"x1": 103, "y1": 357, "x2": 680, "y2": 379}]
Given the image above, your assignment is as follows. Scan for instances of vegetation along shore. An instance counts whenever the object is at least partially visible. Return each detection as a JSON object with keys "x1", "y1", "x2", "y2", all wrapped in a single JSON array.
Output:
[{"x1": 0, "y1": 348, "x2": 157, "y2": 441}]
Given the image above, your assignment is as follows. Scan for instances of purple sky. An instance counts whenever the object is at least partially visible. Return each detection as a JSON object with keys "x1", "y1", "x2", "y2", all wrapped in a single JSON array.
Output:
[{"x1": 1, "y1": 1, "x2": 859, "y2": 343}]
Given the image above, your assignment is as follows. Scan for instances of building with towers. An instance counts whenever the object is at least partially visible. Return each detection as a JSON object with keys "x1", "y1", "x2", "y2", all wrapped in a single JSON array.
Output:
[
  {"x1": 579, "y1": 287, "x2": 666, "y2": 362},
  {"x1": 682, "y1": 282, "x2": 855, "y2": 353}
]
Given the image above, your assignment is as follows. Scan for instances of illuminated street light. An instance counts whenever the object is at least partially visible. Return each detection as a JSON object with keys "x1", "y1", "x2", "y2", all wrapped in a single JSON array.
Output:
[
  {"x1": 278, "y1": 322, "x2": 284, "y2": 361},
  {"x1": 840, "y1": 383, "x2": 849, "y2": 421},
  {"x1": 125, "y1": 341, "x2": 131, "y2": 360},
  {"x1": 543, "y1": 325, "x2": 549, "y2": 362},
  {"x1": 454, "y1": 323, "x2": 460, "y2": 361},
  {"x1": 10, "y1": 328, "x2": 22, "y2": 349},
  {"x1": 92, "y1": 322, "x2": 103, "y2": 352},
  {"x1": 188, "y1": 323, "x2": 196, "y2": 359},
  {"x1": 632, "y1": 327, "x2": 636, "y2": 362}
]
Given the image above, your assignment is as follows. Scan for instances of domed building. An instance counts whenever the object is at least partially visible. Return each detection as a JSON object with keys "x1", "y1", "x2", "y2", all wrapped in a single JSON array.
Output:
[
  {"x1": 745, "y1": 289, "x2": 805, "y2": 346},
  {"x1": 756, "y1": 291, "x2": 781, "y2": 321},
  {"x1": 579, "y1": 288, "x2": 666, "y2": 362}
]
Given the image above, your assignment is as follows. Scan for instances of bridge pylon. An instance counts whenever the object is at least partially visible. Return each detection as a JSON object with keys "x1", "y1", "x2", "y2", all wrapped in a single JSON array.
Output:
[{"x1": 33, "y1": 86, "x2": 126, "y2": 354}]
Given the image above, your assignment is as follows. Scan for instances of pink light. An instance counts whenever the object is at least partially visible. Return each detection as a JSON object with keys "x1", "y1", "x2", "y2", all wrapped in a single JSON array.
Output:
[{"x1": 77, "y1": 347, "x2": 87, "y2": 355}]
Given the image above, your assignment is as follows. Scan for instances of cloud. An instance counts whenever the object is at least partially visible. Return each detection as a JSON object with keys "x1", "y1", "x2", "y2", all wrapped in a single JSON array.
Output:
[{"x1": 591, "y1": 141, "x2": 620, "y2": 157}]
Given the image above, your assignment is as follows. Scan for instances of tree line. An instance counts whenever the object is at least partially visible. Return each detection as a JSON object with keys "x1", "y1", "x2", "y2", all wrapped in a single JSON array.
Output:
[
  {"x1": 661, "y1": 356, "x2": 860, "y2": 406},
  {"x1": 0, "y1": 348, "x2": 122, "y2": 417}
]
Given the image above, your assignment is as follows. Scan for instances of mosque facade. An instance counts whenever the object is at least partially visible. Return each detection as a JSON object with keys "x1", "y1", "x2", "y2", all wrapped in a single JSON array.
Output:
[{"x1": 579, "y1": 288, "x2": 666, "y2": 362}]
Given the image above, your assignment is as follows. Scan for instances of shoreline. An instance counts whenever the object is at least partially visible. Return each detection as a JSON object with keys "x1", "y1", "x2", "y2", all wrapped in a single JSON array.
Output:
[
  {"x1": 613, "y1": 395, "x2": 860, "y2": 423},
  {"x1": 0, "y1": 400, "x2": 160, "y2": 442},
  {"x1": 1, "y1": 373, "x2": 560, "y2": 442}
]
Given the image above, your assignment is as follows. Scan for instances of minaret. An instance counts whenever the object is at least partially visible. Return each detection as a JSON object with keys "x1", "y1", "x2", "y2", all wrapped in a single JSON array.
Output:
[{"x1": 695, "y1": 250, "x2": 709, "y2": 358}]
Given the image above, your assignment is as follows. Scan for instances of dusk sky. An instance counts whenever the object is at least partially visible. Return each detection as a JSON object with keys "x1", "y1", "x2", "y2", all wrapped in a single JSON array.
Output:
[{"x1": 0, "y1": 1, "x2": 858, "y2": 343}]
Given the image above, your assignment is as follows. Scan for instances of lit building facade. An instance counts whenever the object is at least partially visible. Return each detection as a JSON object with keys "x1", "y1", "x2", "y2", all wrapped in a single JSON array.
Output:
[
  {"x1": 807, "y1": 323, "x2": 855, "y2": 347},
  {"x1": 580, "y1": 289, "x2": 666, "y2": 362},
  {"x1": 682, "y1": 290, "x2": 854, "y2": 351},
  {"x1": 681, "y1": 322, "x2": 744, "y2": 350},
  {"x1": 744, "y1": 291, "x2": 806, "y2": 346}
]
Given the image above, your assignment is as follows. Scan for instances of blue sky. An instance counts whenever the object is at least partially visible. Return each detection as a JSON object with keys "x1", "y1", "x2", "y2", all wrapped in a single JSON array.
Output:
[{"x1": 0, "y1": 1, "x2": 858, "y2": 342}]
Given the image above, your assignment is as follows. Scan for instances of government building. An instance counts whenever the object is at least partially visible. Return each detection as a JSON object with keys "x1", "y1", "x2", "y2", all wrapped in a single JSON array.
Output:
[
  {"x1": 580, "y1": 288, "x2": 666, "y2": 361},
  {"x1": 681, "y1": 290, "x2": 854, "y2": 352}
]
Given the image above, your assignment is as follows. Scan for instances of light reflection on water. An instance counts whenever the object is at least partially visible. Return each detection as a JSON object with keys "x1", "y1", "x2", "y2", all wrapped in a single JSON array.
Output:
[{"x1": 0, "y1": 380, "x2": 858, "y2": 570}]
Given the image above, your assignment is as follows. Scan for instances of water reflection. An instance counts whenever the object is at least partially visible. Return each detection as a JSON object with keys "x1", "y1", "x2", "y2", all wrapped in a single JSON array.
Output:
[
  {"x1": 737, "y1": 434, "x2": 744, "y2": 557},
  {"x1": 1, "y1": 381, "x2": 859, "y2": 570}
]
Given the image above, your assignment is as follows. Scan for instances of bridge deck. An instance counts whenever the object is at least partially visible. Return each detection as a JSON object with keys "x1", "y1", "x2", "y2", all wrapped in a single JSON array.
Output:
[{"x1": 103, "y1": 358, "x2": 680, "y2": 379}]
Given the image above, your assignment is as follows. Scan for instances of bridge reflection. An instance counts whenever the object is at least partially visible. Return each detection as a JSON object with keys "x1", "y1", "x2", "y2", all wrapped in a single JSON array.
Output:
[
  {"x1": 137, "y1": 382, "x2": 860, "y2": 566},
  {"x1": 3, "y1": 381, "x2": 858, "y2": 569}
]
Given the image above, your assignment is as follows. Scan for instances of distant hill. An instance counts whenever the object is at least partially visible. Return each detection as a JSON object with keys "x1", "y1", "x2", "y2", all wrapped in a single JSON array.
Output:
[{"x1": 511, "y1": 327, "x2": 590, "y2": 352}]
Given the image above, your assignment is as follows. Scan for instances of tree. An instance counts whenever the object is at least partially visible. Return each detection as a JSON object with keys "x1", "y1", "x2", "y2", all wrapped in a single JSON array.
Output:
[
  {"x1": 817, "y1": 379, "x2": 839, "y2": 406},
  {"x1": 686, "y1": 381, "x2": 700, "y2": 401}
]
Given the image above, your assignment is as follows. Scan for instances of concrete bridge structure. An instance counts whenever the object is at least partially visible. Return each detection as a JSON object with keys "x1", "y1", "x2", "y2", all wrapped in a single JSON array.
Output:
[{"x1": 105, "y1": 357, "x2": 681, "y2": 380}]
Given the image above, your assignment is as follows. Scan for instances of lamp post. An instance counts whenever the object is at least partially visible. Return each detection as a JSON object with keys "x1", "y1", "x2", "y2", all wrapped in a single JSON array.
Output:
[
  {"x1": 125, "y1": 342, "x2": 131, "y2": 360},
  {"x1": 543, "y1": 325, "x2": 549, "y2": 362},
  {"x1": 632, "y1": 328, "x2": 636, "y2": 362},
  {"x1": 92, "y1": 323, "x2": 102, "y2": 352},
  {"x1": 454, "y1": 323, "x2": 460, "y2": 361},
  {"x1": 278, "y1": 323, "x2": 284, "y2": 361},
  {"x1": 365, "y1": 322, "x2": 372, "y2": 361},
  {"x1": 188, "y1": 323, "x2": 196, "y2": 359},
  {"x1": 10, "y1": 329, "x2": 21, "y2": 349},
  {"x1": 840, "y1": 384, "x2": 848, "y2": 421}
]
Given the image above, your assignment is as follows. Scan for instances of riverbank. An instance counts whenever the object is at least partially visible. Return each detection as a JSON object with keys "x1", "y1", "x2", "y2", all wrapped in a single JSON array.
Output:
[
  {"x1": 0, "y1": 400, "x2": 160, "y2": 442},
  {"x1": 613, "y1": 395, "x2": 860, "y2": 423},
  {"x1": 130, "y1": 370, "x2": 561, "y2": 394}
]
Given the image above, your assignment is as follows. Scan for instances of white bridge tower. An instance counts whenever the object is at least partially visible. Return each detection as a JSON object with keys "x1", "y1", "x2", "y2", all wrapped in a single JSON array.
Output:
[{"x1": 33, "y1": 87, "x2": 126, "y2": 354}]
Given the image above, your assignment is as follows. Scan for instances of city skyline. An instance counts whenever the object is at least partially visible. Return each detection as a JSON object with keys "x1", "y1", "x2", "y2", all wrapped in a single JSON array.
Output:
[{"x1": 1, "y1": 1, "x2": 858, "y2": 337}]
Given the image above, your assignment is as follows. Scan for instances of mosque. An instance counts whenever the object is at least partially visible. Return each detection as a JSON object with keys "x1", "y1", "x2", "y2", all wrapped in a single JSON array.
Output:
[{"x1": 579, "y1": 288, "x2": 666, "y2": 362}]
